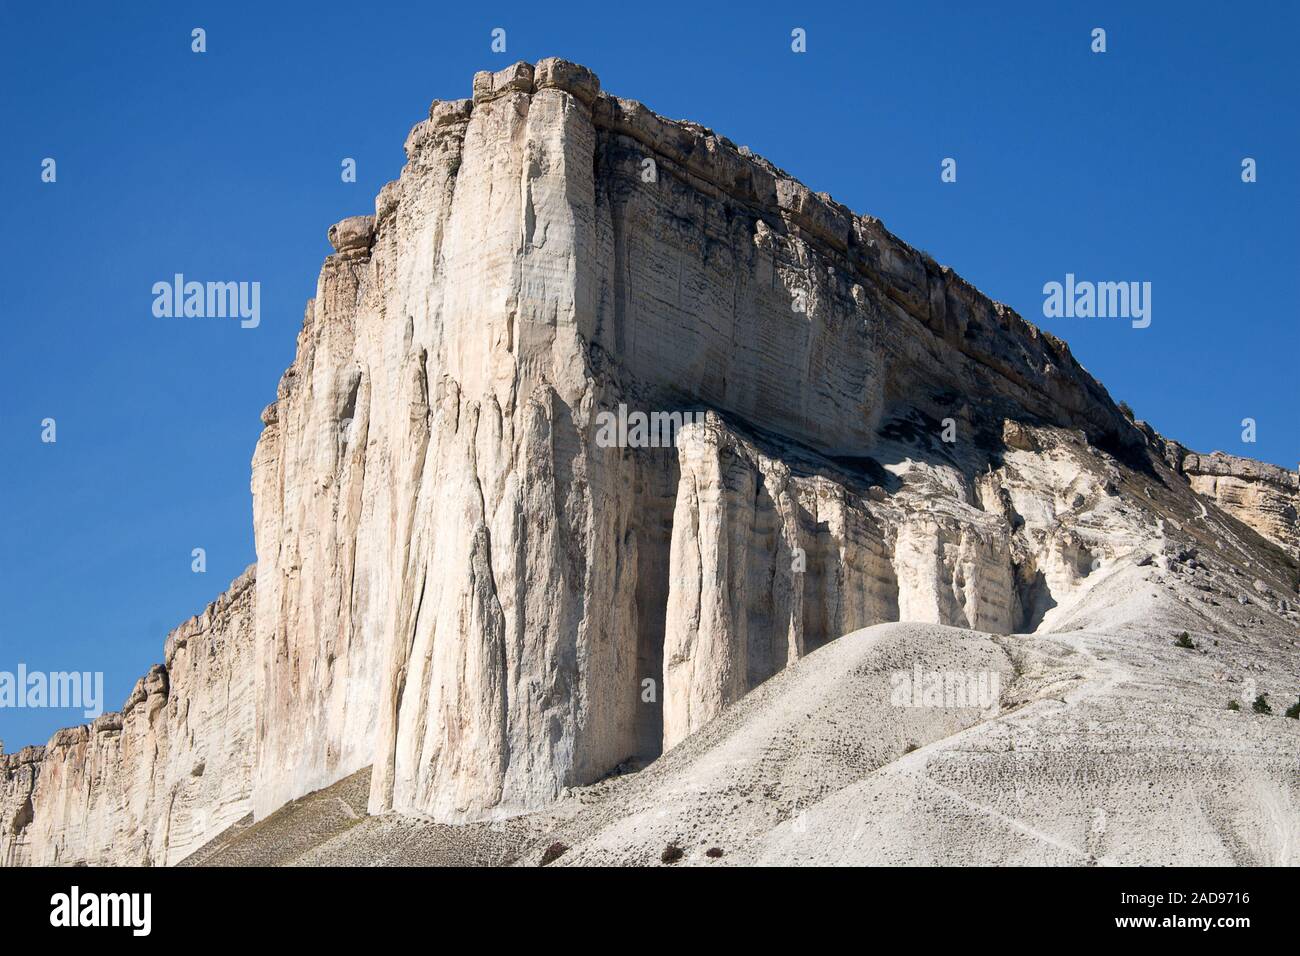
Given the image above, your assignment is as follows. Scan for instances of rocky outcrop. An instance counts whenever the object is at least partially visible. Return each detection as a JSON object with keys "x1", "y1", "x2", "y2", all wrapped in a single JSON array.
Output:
[
  {"x1": 350, "y1": 59, "x2": 1146, "y2": 819},
  {"x1": 326, "y1": 215, "x2": 376, "y2": 257},
  {"x1": 0, "y1": 747, "x2": 41, "y2": 866},
  {"x1": 6, "y1": 60, "x2": 1297, "y2": 865},
  {"x1": 1, "y1": 569, "x2": 256, "y2": 866},
  {"x1": 663, "y1": 418, "x2": 806, "y2": 748},
  {"x1": 661, "y1": 413, "x2": 1019, "y2": 747},
  {"x1": 1181, "y1": 450, "x2": 1299, "y2": 554}
]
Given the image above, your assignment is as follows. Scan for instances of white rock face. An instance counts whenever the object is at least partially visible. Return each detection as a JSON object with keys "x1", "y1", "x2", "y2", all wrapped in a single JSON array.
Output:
[
  {"x1": 1, "y1": 569, "x2": 256, "y2": 866},
  {"x1": 663, "y1": 418, "x2": 806, "y2": 748},
  {"x1": 5, "y1": 60, "x2": 1298, "y2": 864}
]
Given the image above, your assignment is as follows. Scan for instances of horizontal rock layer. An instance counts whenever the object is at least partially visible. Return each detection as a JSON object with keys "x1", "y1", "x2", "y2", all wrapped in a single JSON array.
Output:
[{"x1": 1180, "y1": 450, "x2": 1299, "y2": 554}]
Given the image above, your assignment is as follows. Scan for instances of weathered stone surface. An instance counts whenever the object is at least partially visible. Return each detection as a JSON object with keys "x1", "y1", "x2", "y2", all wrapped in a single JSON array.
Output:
[
  {"x1": 1, "y1": 569, "x2": 256, "y2": 866},
  {"x1": 663, "y1": 417, "x2": 805, "y2": 747},
  {"x1": 1182, "y1": 451, "x2": 1299, "y2": 554},
  {"x1": 535, "y1": 57, "x2": 599, "y2": 106},
  {"x1": 286, "y1": 56, "x2": 1146, "y2": 822},
  {"x1": 472, "y1": 61, "x2": 534, "y2": 104},
  {"x1": 6, "y1": 60, "x2": 1298, "y2": 866},
  {"x1": 326, "y1": 215, "x2": 376, "y2": 257}
]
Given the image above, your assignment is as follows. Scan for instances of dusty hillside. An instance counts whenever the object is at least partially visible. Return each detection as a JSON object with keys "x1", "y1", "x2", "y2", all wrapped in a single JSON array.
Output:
[
  {"x1": 521, "y1": 581, "x2": 1300, "y2": 866},
  {"x1": 185, "y1": 582, "x2": 1300, "y2": 866}
]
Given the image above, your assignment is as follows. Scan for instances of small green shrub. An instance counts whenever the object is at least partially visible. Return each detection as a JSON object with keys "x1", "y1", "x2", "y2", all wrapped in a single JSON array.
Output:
[
  {"x1": 1227, "y1": 700, "x2": 1240, "y2": 711},
  {"x1": 1252, "y1": 694, "x2": 1272, "y2": 715},
  {"x1": 1174, "y1": 632, "x2": 1196, "y2": 650},
  {"x1": 1284, "y1": 697, "x2": 1300, "y2": 720}
]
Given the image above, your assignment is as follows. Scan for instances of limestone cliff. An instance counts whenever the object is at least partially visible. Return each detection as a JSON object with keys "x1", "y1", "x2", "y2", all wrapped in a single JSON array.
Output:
[
  {"x1": 2, "y1": 568, "x2": 255, "y2": 866},
  {"x1": 1180, "y1": 450, "x2": 1299, "y2": 555},
  {"x1": 4, "y1": 60, "x2": 1297, "y2": 865}
]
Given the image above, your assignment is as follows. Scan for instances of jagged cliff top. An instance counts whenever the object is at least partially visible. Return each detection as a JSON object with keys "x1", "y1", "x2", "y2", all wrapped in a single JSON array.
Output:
[
  {"x1": 370, "y1": 59, "x2": 1294, "y2": 484},
  {"x1": 0, "y1": 566, "x2": 256, "y2": 766},
  {"x1": 1183, "y1": 449, "x2": 1299, "y2": 490},
  {"x1": 401, "y1": 62, "x2": 1098, "y2": 384}
]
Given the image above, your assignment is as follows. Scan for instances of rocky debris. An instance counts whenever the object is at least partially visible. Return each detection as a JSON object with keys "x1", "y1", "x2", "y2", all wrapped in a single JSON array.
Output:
[
  {"x1": 513, "y1": 611, "x2": 1300, "y2": 866},
  {"x1": 1002, "y1": 419, "x2": 1038, "y2": 452}
]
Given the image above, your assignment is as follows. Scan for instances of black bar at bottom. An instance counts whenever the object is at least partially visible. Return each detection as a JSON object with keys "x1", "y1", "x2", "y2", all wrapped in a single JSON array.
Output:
[{"x1": 0, "y1": 865, "x2": 1283, "y2": 942}]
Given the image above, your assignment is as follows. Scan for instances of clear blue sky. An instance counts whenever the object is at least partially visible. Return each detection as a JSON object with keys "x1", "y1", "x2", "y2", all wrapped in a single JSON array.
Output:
[{"x1": 1, "y1": 1, "x2": 1295, "y2": 748}]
